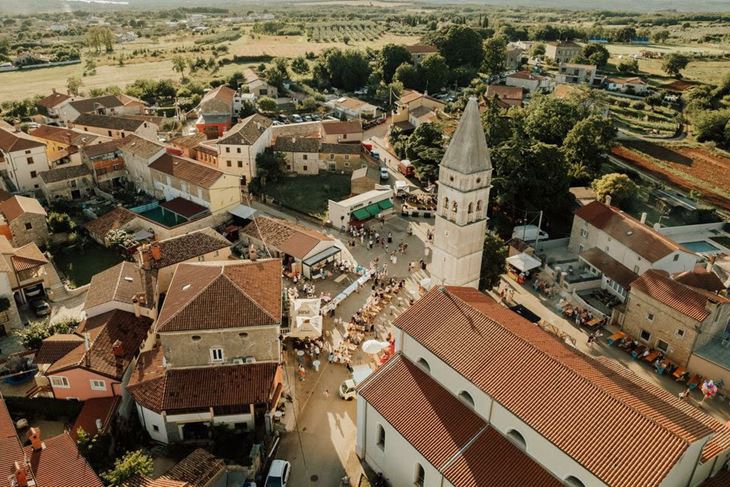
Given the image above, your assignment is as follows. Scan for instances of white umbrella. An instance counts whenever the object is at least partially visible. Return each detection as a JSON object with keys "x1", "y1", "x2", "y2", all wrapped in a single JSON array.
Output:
[{"x1": 362, "y1": 340, "x2": 389, "y2": 354}]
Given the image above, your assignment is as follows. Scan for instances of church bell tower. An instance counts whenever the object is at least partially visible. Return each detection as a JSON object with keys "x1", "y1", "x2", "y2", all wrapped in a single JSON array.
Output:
[{"x1": 430, "y1": 97, "x2": 492, "y2": 288}]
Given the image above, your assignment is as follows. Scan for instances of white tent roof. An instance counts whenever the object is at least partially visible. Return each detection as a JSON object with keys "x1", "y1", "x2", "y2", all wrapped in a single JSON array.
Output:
[
  {"x1": 288, "y1": 298, "x2": 323, "y2": 339},
  {"x1": 228, "y1": 204, "x2": 256, "y2": 219},
  {"x1": 506, "y1": 253, "x2": 542, "y2": 272}
]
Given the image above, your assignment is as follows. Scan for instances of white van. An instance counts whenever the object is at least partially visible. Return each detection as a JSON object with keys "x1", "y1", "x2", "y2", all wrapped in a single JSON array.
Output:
[
  {"x1": 511, "y1": 225, "x2": 549, "y2": 243},
  {"x1": 339, "y1": 365, "x2": 374, "y2": 400}
]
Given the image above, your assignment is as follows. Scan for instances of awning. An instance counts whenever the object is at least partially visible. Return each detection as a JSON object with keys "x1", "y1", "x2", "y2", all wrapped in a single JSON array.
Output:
[
  {"x1": 228, "y1": 204, "x2": 257, "y2": 220},
  {"x1": 302, "y1": 245, "x2": 341, "y2": 267},
  {"x1": 506, "y1": 253, "x2": 542, "y2": 273},
  {"x1": 352, "y1": 208, "x2": 371, "y2": 221},
  {"x1": 132, "y1": 230, "x2": 154, "y2": 241},
  {"x1": 378, "y1": 199, "x2": 394, "y2": 211}
]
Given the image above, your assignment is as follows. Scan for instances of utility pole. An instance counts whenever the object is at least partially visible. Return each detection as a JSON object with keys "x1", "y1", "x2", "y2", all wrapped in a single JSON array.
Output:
[{"x1": 534, "y1": 210, "x2": 544, "y2": 251}]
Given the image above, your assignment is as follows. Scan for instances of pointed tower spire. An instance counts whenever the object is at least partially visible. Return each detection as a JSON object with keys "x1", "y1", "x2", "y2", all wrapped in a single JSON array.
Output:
[{"x1": 440, "y1": 96, "x2": 491, "y2": 175}]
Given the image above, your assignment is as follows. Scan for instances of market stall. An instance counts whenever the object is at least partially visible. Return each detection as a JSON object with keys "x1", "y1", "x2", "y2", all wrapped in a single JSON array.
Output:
[{"x1": 506, "y1": 252, "x2": 542, "y2": 284}]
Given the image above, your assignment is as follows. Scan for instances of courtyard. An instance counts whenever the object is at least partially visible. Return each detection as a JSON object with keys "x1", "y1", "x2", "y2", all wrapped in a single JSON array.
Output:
[{"x1": 260, "y1": 173, "x2": 352, "y2": 218}]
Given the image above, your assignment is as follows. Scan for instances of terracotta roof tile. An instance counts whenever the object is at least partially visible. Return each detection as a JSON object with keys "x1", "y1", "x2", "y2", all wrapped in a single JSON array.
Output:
[
  {"x1": 73, "y1": 114, "x2": 147, "y2": 132},
  {"x1": 673, "y1": 269, "x2": 726, "y2": 293},
  {"x1": 40, "y1": 164, "x2": 91, "y2": 184},
  {"x1": 127, "y1": 347, "x2": 281, "y2": 413},
  {"x1": 37, "y1": 92, "x2": 72, "y2": 109},
  {"x1": 701, "y1": 424, "x2": 730, "y2": 462},
  {"x1": 320, "y1": 120, "x2": 362, "y2": 135},
  {"x1": 443, "y1": 427, "x2": 561, "y2": 487},
  {"x1": 575, "y1": 201, "x2": 687, "y2": 262},
  {"x1": 156, "y1": 259, "x2": 281, "y2": 332},
  {"x1": 34, "y1": 334, "x2": 84, "y2": 365},
  {"x1": 0, "y1": 125, "x2": 46, "y2": 152},
  {"x1": 630, "y1": 269, "x2": 729, "y2": 322},
  {"x1": 241, "y1": 216, "x2": 331, "y2": 260},
  {"x1": 25, "y1": 433, "x2": 104, "y2": 487},
  {"x1": 84, "y1": 207, "x2": 138, "y2": 238},
  {"x1": 0, "y1": 195, "x2": 47, "y2": 221},
  {"x1": 118, "y1": 134, "x2": 165, "y2": 159},
  {"x1": 11, "y1": 242, "x2": 48, "y2": 271},
  {"x1": 159, "y1": 197, "x2": 209, "y2": 219},
  {"x1": 71, "y1": 397, "x2": 119, "y2": 440},
  {"x1": 359, "y1": 355, "x2": 487, "y2": 468},
  {"x1": 580, "y1": 247, "x2": 638, "y2": 288},
  {"x1": 84, "y1": 261, "x2": 154, "y2": 311},
  {"x1": 82, "y1": 139, "x2": 123, "y2": 158},
  {"x1": 149, "y1": 153, "x2": 223, "y2": 188},
  {"x1": 394, "y1": 287, "x2": 725, "y2": 487},
  {"x1": 47, "y1": 310, "x2": 153, "y2": 380},
  {"x1": 30, "y1": 125, "x2": 99, "y2": 146},
  {"x1": 163, "y1": 448, "x2": 225, "y2": 486},
  {"x1": 218, "y1": 114, "x2": 272, "y2": 145},
  {"x1": 146, "y1": 228, "x2": 230, "y2": 270}
]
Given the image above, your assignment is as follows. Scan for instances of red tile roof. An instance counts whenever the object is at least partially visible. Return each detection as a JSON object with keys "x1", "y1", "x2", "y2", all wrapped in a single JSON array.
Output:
[
  {"x1": 84, "y1": 261, "x2": 154, "y2": 311},
  {"x1": 580, "y1": 247, "x2": 638, "y2": 288},
  {"x1": 575, "y1": 201, "x2": 688, "y2": 262},
  {"x1": 163, "y1": 448, "x2": 225, "y2": 486},
  {"x1": 321, "y1": 120, "x2": 363, "y2": 135},
  {"x1": 0, "y1": 125, "x2": 46, "y2": 152},
  {"x1": 630, "y1": 269, "x2": 729, "y2": 322},
  {"x1": 146, "y1": 228, "x2": 230, "y2": 270},
  {"x1": 443, "y1": 427, "x2": 560, "y2": 487},
  {"x1": 0, "y1": 399, "x2": 25, "y2": 483},
  {"x1": 159, "y1": 197, "x2": 209, "y2": 219},
  {"x1": 241, "y1": 215, "x2": 332, "y2": 260},
  {"x1": 37, "y1": 91, "x2": 72, "y2": 109},
  {"x1": 673, "y1": 269, "x2": 726, "y2": 293},
  {"x1": 394, "y1": 287, "x2": 726, "y2": 487},
  {"x1": 127, "y1": 347, "x2": 281, "y2": 413},
  {"x1": 11, "y1": 242, "x2": 49, "y2": 271},
  {"x1": 84, "y1": 207, "x2": 138, "y2": 239},
  {"x1": 149, "y1": 153, "x2": 224, "y2": 189},
  {"x1": 34, "y1": 334, "x2": 84, "y2": 365},
  {"x1": 47, "y1": 310, "x2": 153, "y2": 380},
  {"x1": 71, "y1": 396, "x2": 119, "y2": 440},
  {"x1": 156, "y1": 259, "x2": 281, "y2": 332},
  {"x1": 359, "y1": 355, "x2": 487, "y2": 469},
  {"x1": 701, "y1": 423, "x2": 730, "y2": 463},
  {"x1": 25, "y1": 433, "x2": 104, "y2": 487}
]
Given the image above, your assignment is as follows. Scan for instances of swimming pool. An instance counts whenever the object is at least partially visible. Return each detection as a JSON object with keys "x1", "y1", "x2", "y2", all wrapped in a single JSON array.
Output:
[
  {"x1": 682, "y1": 240, "x2": 721, "y2": 253},
  {"x1": 137, "y1": 207, "x2": 188, "y2": 227}
]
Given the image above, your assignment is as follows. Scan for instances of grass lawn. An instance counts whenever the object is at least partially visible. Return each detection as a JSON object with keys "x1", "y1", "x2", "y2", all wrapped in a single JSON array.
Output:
[
  {"x1": 52, "y1": 240, "x2": 124, "y2": 288},
  {"x1": 261, "y1": 173, "x2": 352, "y2": 218}
]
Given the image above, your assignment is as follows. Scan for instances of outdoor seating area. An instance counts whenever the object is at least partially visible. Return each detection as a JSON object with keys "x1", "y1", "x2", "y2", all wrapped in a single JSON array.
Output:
[
  {"x1": 576, "y1": 289, "x2": 618, "y2": 316},
  {"x1": 609, "y1": 334, "x2": 690, "y2": 382},
  {"x1": 559, "y1": 298, "x2": 608, "y2": 329}
]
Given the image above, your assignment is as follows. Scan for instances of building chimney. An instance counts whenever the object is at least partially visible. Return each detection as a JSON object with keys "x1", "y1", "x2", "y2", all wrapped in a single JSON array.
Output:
[
  {"x1": 640, "y1": 212, "x2": 647, "y2": 224},
  {"x1": 83, "y1": 332, "x2": 91, "y2": 368},
  {"x1": 13, "y1": 461, "x2": 28, "y2": 487},
  {"x1": 27, "y1": 427, "x2": 44, "y2": 451},
  {"x1": 249, "y1": 244, "x2": 258, "y2": 262},
  {"x1": 150, "y1": 243, "x2": 161, "y2": 261},
  {"x1": 112, "y1": 339, "x2": 124, "y2": 358},
  {"x1": 132, "y1": 296, "x2": 141, "y2": 318},
  {"x1": 604, "y1": 195, "x2": 612, "y2": 207}
]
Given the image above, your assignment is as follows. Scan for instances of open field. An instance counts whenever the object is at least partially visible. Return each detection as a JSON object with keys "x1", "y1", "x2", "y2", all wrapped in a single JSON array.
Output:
[
  {"x1": 227, "y1": 33, "x2": 420, "y2": 58},
  {"x1": 612, "y1": 141, "x2": 730, "y2": 211},
  {"x1": 261, "y1": 173, "x2": 351, "y2": 218},
  {"x1": 0, "y1": 60, "x2": 175, "y2": 103}
]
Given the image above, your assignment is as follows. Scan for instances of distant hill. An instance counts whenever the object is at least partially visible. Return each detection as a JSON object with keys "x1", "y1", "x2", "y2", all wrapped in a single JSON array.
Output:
[{"x1": 2, "y1": 0, "x2": 730, "y2": 14}]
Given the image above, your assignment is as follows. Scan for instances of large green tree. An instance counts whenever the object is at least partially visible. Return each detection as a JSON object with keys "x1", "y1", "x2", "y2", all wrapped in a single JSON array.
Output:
[
  {"x1": 479, "y1": 232, "x2": 508, "y2": 291},
  {"x1": 662, "y1": 53, "x2": 690, "y2": 78},
  {"x1": 562, "y1": 115, "x2": 616, "y2": 181},
  {"x1": 419, "y1": 53, "x2": 449, "y2": 93},
  {"x1": 431, "y1": 25, "x2": 485, "y2": 71},
  {"x1": 314, "y1": 48, "x2": 372, "y2": 91},
  {"x1": 579, "y1": 44, "x2": 610, "y2": 67},
  {"x1": 591, "y1": 173, "x2": 638, "y2": 208},
  {"x1": 380, "y1": 44, "x2": 413, "y2": 83},
  {"x1": 481, "y1": 36, "x2": 507, "y2": 77},
  {"x1": 523, "y1": 95, "x2": 586, "y2": 145},
  {"x1": 102, "y1": 450, "x2": 153, "y2": 486},
  {"x1": 405, "y1": 122, "x2": 445, "y2": 182}
]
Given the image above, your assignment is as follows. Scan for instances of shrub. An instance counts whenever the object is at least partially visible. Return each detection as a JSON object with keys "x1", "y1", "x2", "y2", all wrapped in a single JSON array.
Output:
[
  {"x1": 47, "y1": 211, "x2": 76, "y2": 233},
  {"x1": 14, "y1": 318, "x2": 80, "y2": 350},
  {"x1": 630, "y1": 101, "x2": 645, "y2": 110}
]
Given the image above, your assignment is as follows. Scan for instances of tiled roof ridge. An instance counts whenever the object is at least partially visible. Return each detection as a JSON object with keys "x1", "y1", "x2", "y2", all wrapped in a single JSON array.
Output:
[
  {"x1": 443, "y1": 288, "x2": 699, "y2": 447},
  {"x1": 156, "y1": 264, "x2": 222, "y2": 330},
  {"x1": 438, "y1": 423, "x2": 490, "y2": 473},
  {"x1": 222, "y1": 268, "x2": 278, "y2": 324}
]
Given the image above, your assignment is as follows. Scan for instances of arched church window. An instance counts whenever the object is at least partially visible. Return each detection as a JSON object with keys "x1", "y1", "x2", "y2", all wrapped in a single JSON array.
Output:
[
  {"x1": 468, "y1": 203, "x2": 473, "y2": 214},
  {"x1": 476, "y1": 200, "x2": 483, "y2": 212},
  {"x1": 452, "y1": 201, "x2": 458, "y2": 212}
]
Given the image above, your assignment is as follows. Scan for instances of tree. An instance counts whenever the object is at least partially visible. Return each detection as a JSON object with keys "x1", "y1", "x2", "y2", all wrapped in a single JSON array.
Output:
[
  {"x1": 85, "y1": 26, "x2": 114, "y2": 53},
  {"x1": 257, "y1": 96, "x2": 277, "y2": 113},
  {"x1": 617, "y1": 58, "x2": 639, "y2": 73},
  {"x1": 529, "y1": 43, "x2": 545, "y2": 58},
  {"x1": 591, "y1": 173, "x2": 638, "y2": 208},
  {"x1": 256, "y1": 149, "x2": 286, "y2": 184},
  {"x1": 102, "y1": 450, "x2": 153, "y2": 486},
  {"x1": 380, "y1": 44, "x2": 412, "y2": 83},
  {"x1": 14, "y1": 319, "x2": 78, "y2": 350},
  {"x1": 581, "y1": 44, "x2": 609, "y2": 68},
  {"x1": 66, "y1": 76, "x2": 82, "y2": 96},
  {"x1": 47, "y1": 211, "x2": 76, "y2": 233},
  {"x1": 419, "y1": 53, "x2": 449, "y2": 94},
  {"x1": 479, "y1": 232, "x2": 508, "y2": 291},
  {"x1": 481, "y1": 36, "x2": 507, "y2": 77},
  {"x1": 405, "y1": 122, "x2": 445, "y2": 182},
  {"x1": 171, "y1": 55, "x2": 187, "y2": 78},
  {"x1": 662, "y1": 53, "x2": 690, "y2": 78},
  {"x1": 562, "y1": 115, "x2": 616, "y2": 181},
  {"x1": 394, "y1": 62, "x2": 419, "y2": 90},
  {"x1": 481, "y1": 97, "x2": 513, "y2": 147},
  {"x1": 523, "y1": 95, "x2": 584, "y2": 146},
  {"x1": 314, "y1": 48, "x2": 372, "y2": 91},
  {"x1": 612, "y1": 26, "x2": 637, "y2": 43},
  {"x1": 430, "y1": 25, "x2": 485, "y2": 70},
  {"x1": 652, "y1": 30, "x2": 670, "y2": 43},
  {"x1": 691, "y1": 109, "x2": 730, "y2": 144},
  {"x1": 291, "y1": 56, "x2": 309, "y2": 75}
]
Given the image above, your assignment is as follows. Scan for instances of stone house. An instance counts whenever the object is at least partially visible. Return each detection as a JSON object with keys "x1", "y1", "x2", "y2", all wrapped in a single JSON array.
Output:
[
  {"x1": 622, "y1": 269, "x2": 730, "y2": 368},
  {"x1": 216, "y1": 113, "x2": 273, "y2": 184},
  {"x1": 505, "y1": 71, "x2": 552, "y2": 93},
  {"x1": 404, "y1": 44, "x2": 438, "y2": 64},
  {"x1": 82, "y1": 139, "x2": 126, "y2": 190},
  {"x1": 195, "y1": 85, "x2": 240, "y2": 138},
  {"x1": 242, "y1": 68, "x2": 278, "y2": 98},
  {"x1": 0, "y1": 122, "x2": 51, "y2": 193},
  {"x1": 320, "y1": 120, "x2": 363, "y2": 144},
  {"x1": 118, "y1": 134, "x2": 166, "y2": 195},
  {"x1": 0, "y1": 236, "x2": 64, "y2": 304},
  {"x1": 148, "y1": 152, "x2": 241, "y2": 214},
  {"x1": 70, "y1": 114, "x2": 158, "y2": 140},
  {"x1": 29, "y1": 124, "x2": 103, "y2": 167},
  {"x1": 35, "y1": 90, "x2": 74, "y2": 118},
  {"x1": 39, "y1": 164, "x2": 94, "y2": 202},
  {"x1": 0, "y1": 195, "x2": 49, "y2": 248},
  {"x1": 127, "y1": 259, "x2": 284, "y2": 444},
  {"x1": 557, "y1": 63, "x2": 597, "y2": 84},
  {"x1": 274, "y1": 136, "x2": 362, "y2": 175},
  {"x1": 545, "y1": 41, "x2": 582, "y2": 64},
  {"x1": 57, "y1": 94, "x2": 146, "y2": 123}
]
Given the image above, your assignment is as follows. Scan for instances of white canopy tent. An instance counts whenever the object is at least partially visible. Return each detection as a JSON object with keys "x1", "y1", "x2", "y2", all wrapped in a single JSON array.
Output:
[
  {"x1": 288, "y1": 298, "x2": 323, "y2": 339},
  {"x1": 506, "y1": 253, "x2": 542, "y2": 273}
]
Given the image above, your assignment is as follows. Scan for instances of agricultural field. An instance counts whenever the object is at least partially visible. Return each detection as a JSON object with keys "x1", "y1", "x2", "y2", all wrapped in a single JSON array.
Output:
[
  {"x1": 607, "y1": 97, "x2": 680, "y2": 137},
  {"x1": 612, "y1": 140, "x2": 730, "y2": 211}
]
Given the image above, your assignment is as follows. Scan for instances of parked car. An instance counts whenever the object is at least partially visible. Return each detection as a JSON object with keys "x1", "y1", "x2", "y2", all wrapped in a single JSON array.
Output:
[
  {"x1": 291, "y1": 114, "x2": 303, "y2": 123},
  {"x1": 339, "y1": 365, "x2": 374, "y2": 400},
  {"x1": 24, "y1": 284, "x2": 44, "y2": 298},
  {"x1": 379, "y1": 167, "x2": 389, "y2": 181},
  {"x1": 265, "y1": 460, "x2": 291, "y2": 487},
  {"x1": 30, "y1": 299, "x2": 51, "y2": 317}
]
